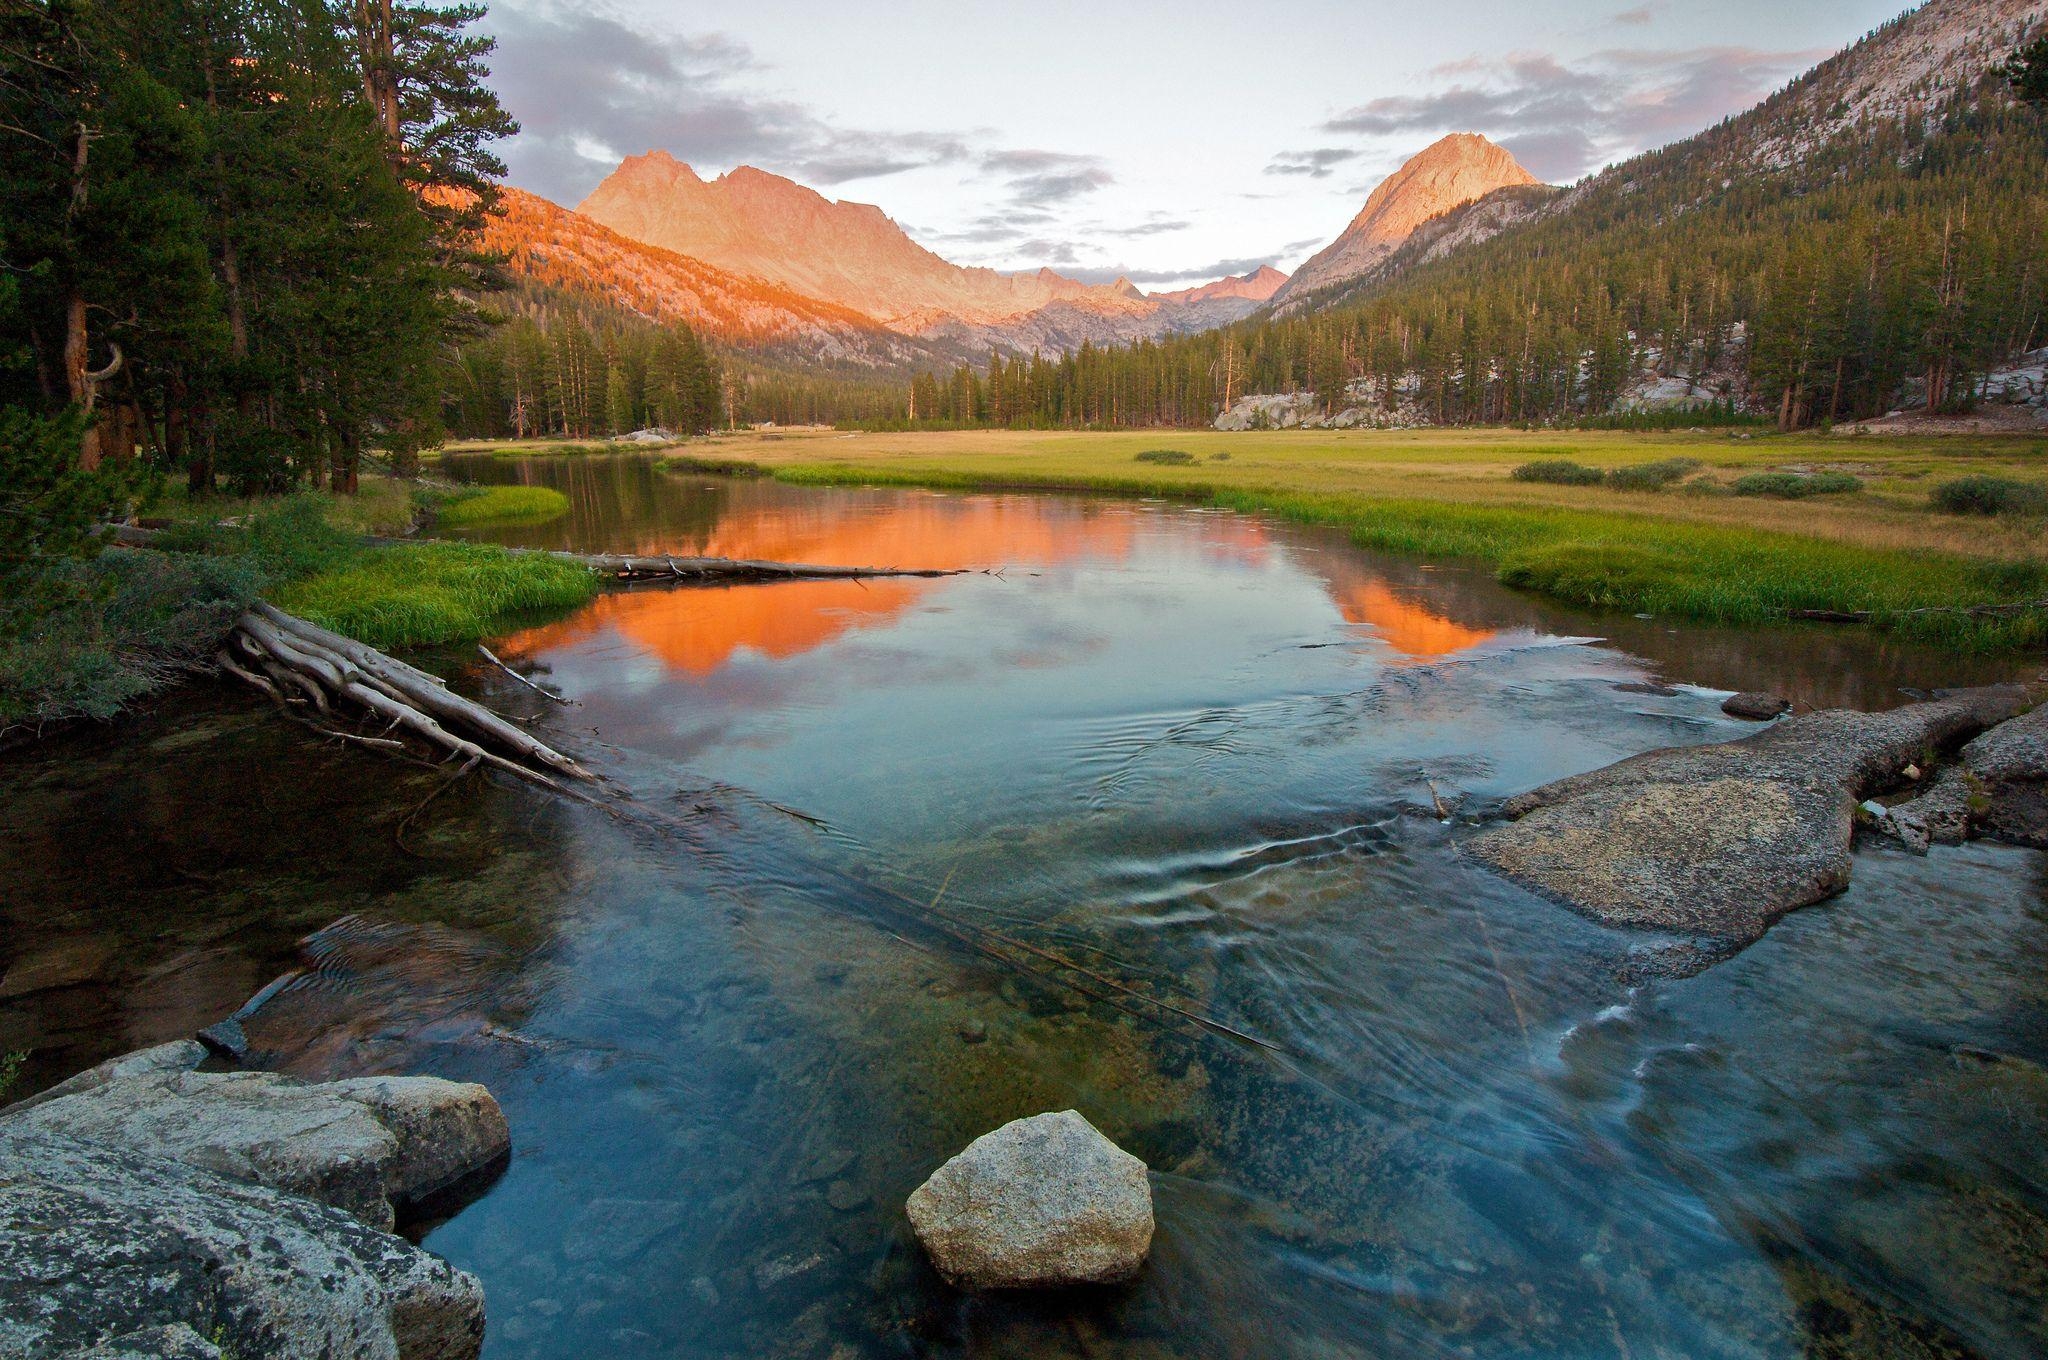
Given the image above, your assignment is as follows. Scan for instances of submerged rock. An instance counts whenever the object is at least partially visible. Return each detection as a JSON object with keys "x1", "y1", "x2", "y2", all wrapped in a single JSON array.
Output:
[
  {"x1": 906, "y1": 1110, "x2": 1153, "y2": 1289},
  {"x1": 1721, "y1": 691, "x2": 1790, "y2": 720},
  {"x1": 1466, "y1": 686, "x2": 2033, "y2": 946},
  {"x1": 1, "y1": 1048, "x2": 508, "y2": 1233},
  {"x1": 0, "y1": 1125, "x2": 484, "y2": 1360}
]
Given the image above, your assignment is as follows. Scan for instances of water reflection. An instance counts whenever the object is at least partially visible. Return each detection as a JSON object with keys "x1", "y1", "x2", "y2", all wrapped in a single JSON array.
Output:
[{"x1": 5, "y1": 455, "x2": 2044, "y2": 1360}]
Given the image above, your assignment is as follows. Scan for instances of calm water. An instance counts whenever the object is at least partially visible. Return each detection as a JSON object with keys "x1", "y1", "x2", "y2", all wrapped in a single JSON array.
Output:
[{"x1": 4, "y1": 452, "x2": 2045, "y2": 1359}]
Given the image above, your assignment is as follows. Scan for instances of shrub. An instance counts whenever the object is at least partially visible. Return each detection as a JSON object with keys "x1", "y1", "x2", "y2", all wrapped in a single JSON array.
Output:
[
  {"x1": 1732, "y1": 471, "x2": 1863, "y2": 498},
  {"x1": 1511, "y1": 459, "x2": 1604, "y2": 486},
  {"x1": 661, "y1": 454, "x2": 767, "y2": 478},
  {"x1": 1604, "y1": 458, "x2": 1702, "y2": 492},
  {"x1": 1134, "y1": 449, "x2": 1195, "y2": 465},
  {"x1": 0, "y1": 1050, "x2": 23, "y2": 1102},
  {"x1": 1932, "y1": 475, "x2": 2048, "y2": 517},
  {"x1": 435, "y1": 485, "x2": 570, "y2": 528}
]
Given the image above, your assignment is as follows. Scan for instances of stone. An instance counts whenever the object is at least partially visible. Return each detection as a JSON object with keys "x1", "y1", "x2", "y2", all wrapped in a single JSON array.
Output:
[
  {"x1": 0, "y1": 1125, "x2": 484, "y2": 1360},
  {"x1": 906, "y1": 1110, "x2": 1154, "y2": 1290},
  {"x1": 1467, "y1": 686, "x2": 2033, "y2": 950},
  {"x1": 0, "y1": 1060, "x2": 508, "y2": 1233},
  {"x1": 57, "y1": 1325, "x2": 224, "y2": 1360},
  {"x1": 1721, "y1": 691, "x2": 1791, "y2": 720},
  {"x1": 824, "y1": 1179, "x2": 868, "y2": 1212},
  {"x1": 1886, "y1": 702, "x2": 2048, "y2": 851}
]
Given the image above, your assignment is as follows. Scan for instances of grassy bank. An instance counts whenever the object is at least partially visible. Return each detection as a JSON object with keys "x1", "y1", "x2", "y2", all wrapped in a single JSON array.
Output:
[
  {"x1": 682, "y1": 428, "x2": 2048, "y2": 651},
  {"x1": 3, "y1": 481, "x2": 597, "y2": 731},
  {"x1": 433, "y1": 484, "x2": 571, "y2": 528}
]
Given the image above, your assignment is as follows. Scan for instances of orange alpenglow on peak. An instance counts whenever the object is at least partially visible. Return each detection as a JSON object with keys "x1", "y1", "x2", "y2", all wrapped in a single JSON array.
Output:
[
  {"x1": 1153, "y1": 265, "x2": 1289, "y2": 305},
  {"x1": 1271, "y1": 133, "x2": 1542, "y2": 304}
]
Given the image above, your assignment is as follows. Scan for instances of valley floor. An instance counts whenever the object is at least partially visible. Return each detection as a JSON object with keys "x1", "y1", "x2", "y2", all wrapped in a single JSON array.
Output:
[{"x1": 665, "y1": 426, "x2": 2048, "y2": 650}]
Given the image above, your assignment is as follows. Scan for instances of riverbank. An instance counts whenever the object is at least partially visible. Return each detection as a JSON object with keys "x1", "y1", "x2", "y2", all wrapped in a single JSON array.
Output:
[
  {"x1": 655, "y1": 428, "x2": 2048, "y2": 650},
  {"x1": 0, "y1": 479, "x2": 593, "y2": 734}
]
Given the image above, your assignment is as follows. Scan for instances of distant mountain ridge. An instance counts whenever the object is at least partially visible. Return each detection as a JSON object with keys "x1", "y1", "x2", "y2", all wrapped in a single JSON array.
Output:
[{"x1": 570, "y1": 153, "x2": 1288, "y2": 354}]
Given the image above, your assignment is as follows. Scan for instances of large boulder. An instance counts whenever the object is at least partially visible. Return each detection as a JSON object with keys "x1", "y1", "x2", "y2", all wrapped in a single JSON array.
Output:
[
  {"x1": 0, "y1": 1051, "x2": 507, "y2": 1233},
  {"x1": 906, "y1": 1110, "x2": 1153, "y2": 1289},
  {"x1": 0, "y1": 1125, "x2": 484, "y2": 1360},
  {"x1": 1466, "y1": 686, "x2": 2034, "y2": 947},
  {"x1": 1887, "y1": 702, "x2": 2048, "y2": 851}
]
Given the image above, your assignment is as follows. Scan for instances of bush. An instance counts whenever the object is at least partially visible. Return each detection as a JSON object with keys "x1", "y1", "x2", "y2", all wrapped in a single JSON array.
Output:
[
  {"x1": 1134, "y1": 449, "x2": 1195, "y2": 465},
  {"x1": 0, "y1": 549, "x2": 260, "y2": 729},
  {"x1": 1605, "y1": 458, "x2": 1702, "y2": 492},
  {"x1": 1511, "y1": 459, "x2": 1604, "y2": 486},
  {"x1": 1732, "y1": 471, "x2": 1863, "y2": 498},
  {"x1": 1932, "y1": 475, "x2": 2048, "y2": 517},
  {"x1": 435, "y1": 485, "x2": 570, "y2": 528}
]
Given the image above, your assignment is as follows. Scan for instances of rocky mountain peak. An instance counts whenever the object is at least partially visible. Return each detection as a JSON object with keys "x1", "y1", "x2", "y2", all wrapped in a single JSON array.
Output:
[{"x1": 1272, "y1": 133, "x2": 1541, "y2": 305}]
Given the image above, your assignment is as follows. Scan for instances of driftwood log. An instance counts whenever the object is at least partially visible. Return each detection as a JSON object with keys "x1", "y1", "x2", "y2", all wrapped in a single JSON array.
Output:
[
  {"x1": 529, "y1": 548, "x2": 967, "y2": 583},
  {"x1": 221, "y1": 602, "x2": 595, "y2": 787}
]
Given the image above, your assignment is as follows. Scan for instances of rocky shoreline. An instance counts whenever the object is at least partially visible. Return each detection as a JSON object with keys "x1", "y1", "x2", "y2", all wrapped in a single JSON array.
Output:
[
  {"x1": 1466, "y1": 684, "x2": 2047, "y2": 952},
  {"x1": 0, "y1": 1041, "x2": 506, "y2": 1359}
]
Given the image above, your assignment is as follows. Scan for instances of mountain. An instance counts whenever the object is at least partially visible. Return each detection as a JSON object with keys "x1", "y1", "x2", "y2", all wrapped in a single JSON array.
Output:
[
  {"x1": 1269, "y1": 134, "x2": 1542, "y2": 308},
  {"x1": 572, "y1": 154, "x2": 1289, "y2": 354},
  {"x1": 477, "y1": 187, "x2": 959, "y2": 367},
  {"x1": 577, "y1": 153, "x2": 1146, "y2": 327}
]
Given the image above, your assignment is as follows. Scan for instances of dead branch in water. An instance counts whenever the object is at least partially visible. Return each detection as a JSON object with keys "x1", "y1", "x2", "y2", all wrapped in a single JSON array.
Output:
[
  {"x1": 223, "y1": 603, "x2": 595, "y2": 786},
  {"x1": 477, "y1": 643, "x2": 575, "y2": 705}
]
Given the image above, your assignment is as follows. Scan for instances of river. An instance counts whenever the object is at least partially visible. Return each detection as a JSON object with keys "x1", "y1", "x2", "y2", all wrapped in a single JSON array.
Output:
[{"x1": 3, "y1": 451, "x2": 2044, "y2": 1359}]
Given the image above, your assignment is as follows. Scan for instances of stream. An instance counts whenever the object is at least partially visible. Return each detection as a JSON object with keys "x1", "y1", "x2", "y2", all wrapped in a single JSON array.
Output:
[{"x1": 4, "y1": 451, "x2": 2045, "y2": 1359}]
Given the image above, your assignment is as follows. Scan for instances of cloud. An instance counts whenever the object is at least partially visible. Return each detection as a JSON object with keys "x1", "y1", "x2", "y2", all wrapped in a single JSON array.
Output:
[
  {"x1": 1264, "y1": 147, "x2": 1360, "y2": 178},
  {"x1": 1317, "y1": 44, "x2": 1824, "y2": 180},
  {"x1": 482, "y1": 4, "x2": 975, "y2": 202},
  {"x1": 979, "y1": 149, "x2": 1116, "y2": 206},
  {"x1": 1610, "y1": 3, "x2": 1665, "y2": 25}
]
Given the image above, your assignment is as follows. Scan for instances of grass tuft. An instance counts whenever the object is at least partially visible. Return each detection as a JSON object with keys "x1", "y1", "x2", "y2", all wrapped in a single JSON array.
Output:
[
  {"x1": 1932, "y1": 475, "x2": 2048, "y2": 517},
  {"x1": 435, "y1": 485, "x2": 570, "y2": 528},
  {"x1": 271, "y1": 541, "x2": 595, "y2": 650},
  {"x1": 1512, "y1": 459, "x2": 1604, "y2": 486},
  {"x1": 1134, "y1": 449, "x2": 1197, "y2": 465},
  {"x1": 1733, "y1": 471, "x2": 1863, "y2": 498}
]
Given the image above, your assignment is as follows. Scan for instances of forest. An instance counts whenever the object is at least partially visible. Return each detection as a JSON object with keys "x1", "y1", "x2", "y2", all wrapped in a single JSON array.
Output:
[{"x1": 874, "y1": 36, "x2": 2048, "y2": 433}]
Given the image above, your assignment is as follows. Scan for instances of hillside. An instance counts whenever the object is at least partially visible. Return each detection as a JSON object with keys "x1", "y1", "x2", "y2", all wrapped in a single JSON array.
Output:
[{"x1": 479, "y1": 187, "x2": 942, "y2": 368}]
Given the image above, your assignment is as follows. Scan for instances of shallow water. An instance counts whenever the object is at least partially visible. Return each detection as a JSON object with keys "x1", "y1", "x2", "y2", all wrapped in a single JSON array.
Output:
[{"x1": 4, "y1": 453, "x2": 2045, "y2": 1359}]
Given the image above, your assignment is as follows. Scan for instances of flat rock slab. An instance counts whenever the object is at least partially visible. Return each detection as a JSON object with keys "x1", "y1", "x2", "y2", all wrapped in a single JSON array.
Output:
[
  {"x1": 0, "y1": 1127, "x2": 483, "y2": 1360},
  {"x1": 906, "y1": 1110, "x2": 1153, "y2": 1290},
  {"x1": 0, "y1": 1047, "x2": 508, "y2": 1233},
  {"x1": 1466, "y1": 687, "x2": 2033, "y2": 945}
]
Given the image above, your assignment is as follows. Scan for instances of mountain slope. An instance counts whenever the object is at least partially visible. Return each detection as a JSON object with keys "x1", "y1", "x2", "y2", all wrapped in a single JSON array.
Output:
[
  {"x1": 1270, "y1": 134, "x2": 1541, "y2": 307},
  {"x1": 577, "y1": 154, "x2": 1140, "y2": 327},
  {"x1": 479, "y1": 187, "x2": 955, "y2": 367}
]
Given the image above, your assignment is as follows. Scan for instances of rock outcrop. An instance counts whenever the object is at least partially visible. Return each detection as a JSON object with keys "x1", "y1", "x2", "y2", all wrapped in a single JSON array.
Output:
[
  {"x1": 906, "y1": 1110, "x2": 1153, "y2": 1290},
  {"x1": 1885, "y1": 702, "x2": 2048, "y2": 851},
  {"x1": 1465, "y1": 686, "x2": 2034, "y2": 945},
  {"x1": 0, "y1": 1043, "x2": 504, "y2": 1359},
  {"x1": 1270, "y1": 134, "x2": 1542, "y2": 307},
  {"x1": 0, "y1": 1127, "x2": 485, "y2": 1360},
  {"x1": 2, "y1": 1045, "x2": 508, "y2": 1233}
]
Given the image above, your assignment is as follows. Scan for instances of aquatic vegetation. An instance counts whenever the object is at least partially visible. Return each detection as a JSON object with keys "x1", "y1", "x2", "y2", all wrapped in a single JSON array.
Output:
[
  {"x1": 1511, "y1": 459, "x2": 1604, "y2": 486},
  {"x1": 434, "y1": 485, "x2": 570, "y2": 528},
  {"x1": 1732, "y1": 471, "x2": 1863, "y2": 498}
]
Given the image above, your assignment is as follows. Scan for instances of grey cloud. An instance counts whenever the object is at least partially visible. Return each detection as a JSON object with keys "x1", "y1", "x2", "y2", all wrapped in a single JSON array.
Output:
[
  {"x1": 1056, "y1": 255, "x2": 1278, "y2": 287},
  {"x1": 1610, "y1": 4, "x2": 1664, "y2": 25},
  {"x1": 981, "y1": 149, "x2": 1115, "y2": 206},
  {"x1": 483, "y1": 4, "x2": 975, "y2": 202},
  {"x1": 1264, "y1": 147, "x2": 1360, "y2": 178},
  {"x1": 1318, "y1": 44, "x2": 1823, "y2": 180}
]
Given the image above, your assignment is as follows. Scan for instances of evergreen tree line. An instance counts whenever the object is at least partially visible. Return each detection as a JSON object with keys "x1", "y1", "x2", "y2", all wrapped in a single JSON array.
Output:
[
  {"x1": 0, "y1": 0, "x2": 513, "y2": 497},
  {"x1": 883, "y1": 56, "x2": 2048, "y2": 432},
  {"x1": 444, "y1": 290, "x2": 725, "y2": 439}
]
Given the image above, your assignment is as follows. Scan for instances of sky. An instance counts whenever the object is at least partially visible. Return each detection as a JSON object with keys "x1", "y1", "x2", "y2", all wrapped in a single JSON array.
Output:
[{"x1": 480, "y1": 0, "x2": 1914, "y2": 290}]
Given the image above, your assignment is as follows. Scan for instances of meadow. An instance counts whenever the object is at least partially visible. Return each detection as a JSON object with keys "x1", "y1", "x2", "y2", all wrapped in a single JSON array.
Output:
[{"x1": 675, "y1": 427, "x2": 2048, "y2": 650}]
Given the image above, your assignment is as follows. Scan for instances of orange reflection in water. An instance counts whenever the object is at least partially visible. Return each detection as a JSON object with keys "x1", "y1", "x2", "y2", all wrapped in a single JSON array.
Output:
[
  {"x1": 500, "y1": 494, "x2": 1170, "y2": 676},
  {"x1": 1329, "y1": 581, "x2": 1496, "y2": 660}
]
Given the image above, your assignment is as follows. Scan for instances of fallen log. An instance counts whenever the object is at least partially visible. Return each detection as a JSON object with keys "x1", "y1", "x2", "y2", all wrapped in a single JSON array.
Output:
[
  {"x1": 1789, "y1": 599, "x2": 2048, "y2": 624},
  {"x1": 530, "y1": 548, "x2": 968, "y2": 583},
  {"x1": 224, "y1": 603, "x2": 595, "y2": 786}
]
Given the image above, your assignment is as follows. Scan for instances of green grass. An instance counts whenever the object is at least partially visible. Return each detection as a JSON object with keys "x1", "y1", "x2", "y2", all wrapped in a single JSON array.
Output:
[
  {"x1": 434, "y1": 485, "x2": 570, "y2": 528},
  {"x1": 0, "y1": 1049, "x2": 23, "y2": 1102},
  {"x1": 1733, "y1": 471, "x2": 1863, "y2": 498},
  {"x1": 763, "y1": 457, "x2": 2046, "y2": 651},
  {"x1": 271, "y1": 540, "x2": 595, "y2": 650}
]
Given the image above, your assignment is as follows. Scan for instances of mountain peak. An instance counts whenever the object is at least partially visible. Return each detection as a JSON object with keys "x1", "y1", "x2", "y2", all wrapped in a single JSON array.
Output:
[{"x1": 1272, "y1": 133, "x2": 1541, "y2": 304}]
